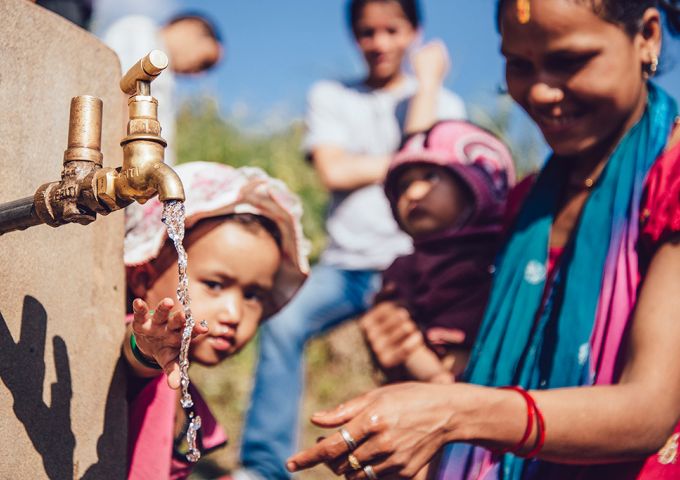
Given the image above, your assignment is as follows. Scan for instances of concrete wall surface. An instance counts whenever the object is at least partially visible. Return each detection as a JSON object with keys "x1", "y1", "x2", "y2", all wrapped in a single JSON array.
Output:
[{"x1": 0, "y1": 0, "x2": 128, "y2": 478}]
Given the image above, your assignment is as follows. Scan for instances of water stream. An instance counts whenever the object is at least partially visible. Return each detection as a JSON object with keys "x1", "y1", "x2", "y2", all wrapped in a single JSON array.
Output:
[{"x1": 162, "y1": 200, "x2": 202, "y2": 463}]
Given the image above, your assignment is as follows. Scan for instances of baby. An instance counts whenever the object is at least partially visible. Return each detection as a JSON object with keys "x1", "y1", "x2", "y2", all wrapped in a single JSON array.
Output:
[{"x1": 361, "y1": 120, "x2": 514, "y2": 382}]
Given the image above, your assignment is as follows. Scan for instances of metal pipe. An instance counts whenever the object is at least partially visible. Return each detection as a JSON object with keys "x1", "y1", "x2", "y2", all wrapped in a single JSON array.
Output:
[{"x1": 0, "y1": 196, "x2": 43, "y2": 235}]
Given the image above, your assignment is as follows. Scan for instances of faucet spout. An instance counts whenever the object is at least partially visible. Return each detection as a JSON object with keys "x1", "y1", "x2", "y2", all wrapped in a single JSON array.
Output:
[{"x1": 151, "y1": 162, "x2": 185, "y2": 202}]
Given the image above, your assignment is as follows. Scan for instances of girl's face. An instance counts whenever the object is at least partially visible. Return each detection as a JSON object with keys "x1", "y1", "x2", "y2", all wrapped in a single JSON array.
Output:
[
  {"x1": 144, "y1": 220, "x2": 281, "y2": 366},
  {"x1": 395, "y1": 164, "x2": 471, "y2": 238},
  {"x1": 354, "y1": 1, "x2": 417, "y2": 85},
  {"x1": 500, "y1": 0, "x2": 659, "y2": 157}
]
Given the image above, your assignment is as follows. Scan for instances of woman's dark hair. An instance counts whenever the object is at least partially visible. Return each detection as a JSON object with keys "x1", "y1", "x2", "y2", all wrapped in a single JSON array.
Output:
[
  {"x1": 347, "y1": 0, "x2": 421, "y2": 33},
  {"x1": 496, "y1": 0, "x2": 680, "y2": 36}
]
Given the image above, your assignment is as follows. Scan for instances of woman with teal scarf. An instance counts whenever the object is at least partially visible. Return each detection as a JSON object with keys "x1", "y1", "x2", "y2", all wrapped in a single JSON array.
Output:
[{"x1": 286, "y1": 1, "x2": 680, "y2": 479}]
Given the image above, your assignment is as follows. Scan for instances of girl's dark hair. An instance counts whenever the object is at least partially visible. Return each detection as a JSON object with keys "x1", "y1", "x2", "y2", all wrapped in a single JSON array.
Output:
[
  {"x1": 497, "y1": 0, "x2": 680, "y2": 36},
  {"x1": 347, "y1": 0, "x2": 421, "y2": 33}
]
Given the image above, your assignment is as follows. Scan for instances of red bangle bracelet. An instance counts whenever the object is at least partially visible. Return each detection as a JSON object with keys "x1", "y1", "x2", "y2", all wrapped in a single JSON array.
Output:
[
  {"x1": 523, "y1": 391, "x2": 546, "y2": 459},
  {"x1": 497, "y1": 386, "x2": 534, "y2": 455}
]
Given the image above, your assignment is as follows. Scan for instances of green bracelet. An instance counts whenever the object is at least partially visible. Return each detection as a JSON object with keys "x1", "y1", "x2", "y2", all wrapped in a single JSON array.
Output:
[{"x1": 130, "y1": 333, "x2": 162, "y2": 370}]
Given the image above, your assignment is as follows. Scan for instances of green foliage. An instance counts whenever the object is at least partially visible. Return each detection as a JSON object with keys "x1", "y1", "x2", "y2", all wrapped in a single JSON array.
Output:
[{"x1": 176, "y1": 98, "x2": 329, "y2": 260}]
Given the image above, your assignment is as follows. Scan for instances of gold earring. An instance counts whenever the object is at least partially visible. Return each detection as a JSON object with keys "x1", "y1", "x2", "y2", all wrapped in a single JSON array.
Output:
[{"x1": 650, "y1": 55, "x2": 659, "y2": 76}]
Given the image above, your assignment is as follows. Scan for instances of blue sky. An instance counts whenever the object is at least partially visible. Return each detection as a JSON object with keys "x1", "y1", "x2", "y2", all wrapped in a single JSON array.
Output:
[{"x1": 94, "y1": 0, "x2": 680, "y2": 136}]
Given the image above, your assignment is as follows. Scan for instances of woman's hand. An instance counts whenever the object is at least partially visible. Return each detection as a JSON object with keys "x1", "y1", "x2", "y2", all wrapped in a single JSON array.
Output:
[
  {"x1": 286, "y1": 382, "x2": 462, "y2": 479},
  {"x1": 359, "y1": 302, "x2": 425, "y2": 371},
  {"x1": 128, "y1": 297, "x2": 208, "y2": 389}
]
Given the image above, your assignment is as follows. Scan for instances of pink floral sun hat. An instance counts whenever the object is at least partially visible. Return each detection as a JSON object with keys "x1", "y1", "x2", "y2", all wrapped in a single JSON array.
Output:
[{"x1": 124, "y1": 161, "x2": 311, "y2": 317}]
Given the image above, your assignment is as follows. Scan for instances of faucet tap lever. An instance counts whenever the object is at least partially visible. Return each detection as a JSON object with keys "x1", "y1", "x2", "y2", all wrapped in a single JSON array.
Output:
[{"x1": 119, "y1": 50, "x2": 169, "y2": 96}]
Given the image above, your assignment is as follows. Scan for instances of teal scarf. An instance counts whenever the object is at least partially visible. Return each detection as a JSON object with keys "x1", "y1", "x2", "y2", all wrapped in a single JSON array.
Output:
[{"x1": 462, "y1": 84, "x2": 678, "y2": 479}]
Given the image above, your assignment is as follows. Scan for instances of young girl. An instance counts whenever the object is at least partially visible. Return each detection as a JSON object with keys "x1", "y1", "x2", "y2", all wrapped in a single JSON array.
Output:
[
  {"x1": 121, "y1": 161, "x2": 309, "y2": 479},
  {"x1": 287, "y1": 1, "x2": 680, "y2": 479},
  {"x1": 361, "y1": 120, "x2": 515, "y2": 383}
]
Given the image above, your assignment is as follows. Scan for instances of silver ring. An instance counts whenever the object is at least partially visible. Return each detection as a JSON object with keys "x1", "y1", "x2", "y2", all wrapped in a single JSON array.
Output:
[
  {"x1": 340, "y1": 427, "x2": 357, "y2": 451},
  {"x1": 363, "y1": 465, "x2": 378, "y2": 480}
]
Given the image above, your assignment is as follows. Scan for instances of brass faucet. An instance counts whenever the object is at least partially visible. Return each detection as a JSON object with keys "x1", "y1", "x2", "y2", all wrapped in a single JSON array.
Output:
[{"x1": 28, "y1": 50, "x2": 185, "y2": 230}]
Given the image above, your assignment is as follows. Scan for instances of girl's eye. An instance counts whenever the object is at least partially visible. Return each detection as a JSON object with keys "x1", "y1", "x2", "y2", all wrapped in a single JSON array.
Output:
[
  {"x1": 203, "y1": 280, "x2": 223, "y2": 291},
  {"x1": 244, "y1": 289, "x2": 266, "y2": 304}
]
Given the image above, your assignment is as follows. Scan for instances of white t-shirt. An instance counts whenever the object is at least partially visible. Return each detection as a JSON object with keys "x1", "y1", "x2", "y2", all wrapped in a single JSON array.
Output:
[
  {"x1": 102, "y1": 15, "x2": 177, "y2": 165},
  {"x1": 303, "y1": 77, "x2": 466, "y2": 270}
]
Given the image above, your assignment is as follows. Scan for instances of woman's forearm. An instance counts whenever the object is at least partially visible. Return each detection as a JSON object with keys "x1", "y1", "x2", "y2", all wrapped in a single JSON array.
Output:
[{"x1": 451, "y1": 382, "x2": 676, "y2": 464}]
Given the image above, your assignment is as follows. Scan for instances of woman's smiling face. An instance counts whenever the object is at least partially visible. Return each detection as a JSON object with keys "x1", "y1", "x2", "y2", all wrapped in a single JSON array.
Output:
[{"x1": 499, "y1": 0, "x2": 659, "y2": 157}]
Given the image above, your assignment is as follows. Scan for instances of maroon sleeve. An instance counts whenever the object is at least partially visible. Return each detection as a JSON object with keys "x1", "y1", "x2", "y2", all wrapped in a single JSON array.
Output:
[
  {"x1": 375, "y1": 255, "x2": 414, "y2": 306},
  {"x1": 502, "y1": 174, "x2": 537, "y2": 236}
]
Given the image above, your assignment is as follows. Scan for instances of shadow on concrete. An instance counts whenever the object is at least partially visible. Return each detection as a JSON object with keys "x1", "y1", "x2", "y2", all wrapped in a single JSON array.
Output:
[
  {"x1": 81, "y1": 356, "x2": 127, "y2": 480},
  {"x1": 0, "y1": 295, "x2": 75, "y2": 479}
]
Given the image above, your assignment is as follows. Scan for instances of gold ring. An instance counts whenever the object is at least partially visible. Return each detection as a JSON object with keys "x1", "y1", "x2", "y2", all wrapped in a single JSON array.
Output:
[{"x1": 348, "y1": 453, "x2": 362, "y2": 471}]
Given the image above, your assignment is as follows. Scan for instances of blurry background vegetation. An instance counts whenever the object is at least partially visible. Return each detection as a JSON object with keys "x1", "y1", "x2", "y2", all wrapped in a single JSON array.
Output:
[{"x1": 177, "y1": 96, "x2": 543, "y2": 479}]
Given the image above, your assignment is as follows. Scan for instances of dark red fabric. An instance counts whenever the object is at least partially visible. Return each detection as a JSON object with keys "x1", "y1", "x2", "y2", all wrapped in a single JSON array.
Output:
[{"x1": 380, "y1": 229, "x2": 499, "y2": 348}]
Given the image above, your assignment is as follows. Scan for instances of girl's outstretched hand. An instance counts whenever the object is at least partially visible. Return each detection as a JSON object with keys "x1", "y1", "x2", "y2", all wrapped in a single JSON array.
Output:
[
  {"x1": 130, "y1": 297, "x2": 208, "y2": 389},
  {"x1": 286, "y1": 382, "x2": 460, "y2": 479}
]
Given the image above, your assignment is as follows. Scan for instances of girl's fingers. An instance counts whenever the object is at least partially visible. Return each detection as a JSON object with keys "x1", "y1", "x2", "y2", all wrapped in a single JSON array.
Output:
[
  {"x1": 152, "y1": 298, "x2": 174, "y2": 325},
  {"x1": 192, "y1": 319, "x2": 209, "y2": 337},
  {"x1": 132, "y1": 298, "x2": 150, "y2": 326},
  {"x1": 167, "y1": 310, "x2": 185, "y2": 332}
]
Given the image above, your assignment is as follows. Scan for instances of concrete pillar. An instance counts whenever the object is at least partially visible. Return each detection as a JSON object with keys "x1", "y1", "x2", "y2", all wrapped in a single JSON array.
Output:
[{"x1": 0, "y1": 0, "x2": 127, "y2": 477}]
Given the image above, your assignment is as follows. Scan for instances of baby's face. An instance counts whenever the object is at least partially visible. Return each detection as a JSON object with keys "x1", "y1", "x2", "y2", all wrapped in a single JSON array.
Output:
[
  {"x1": 395, "y1": 164, "x2": 471, "y2": 238},
  {"x1": 145, "y1": 220, "x2": 281, "y2": 365}
]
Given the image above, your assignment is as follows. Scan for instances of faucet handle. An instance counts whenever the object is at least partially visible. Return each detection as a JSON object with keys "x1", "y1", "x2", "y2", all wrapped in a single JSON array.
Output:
[{"x1": 119, "y1": 50, "x2": 169, "y2": 95}]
